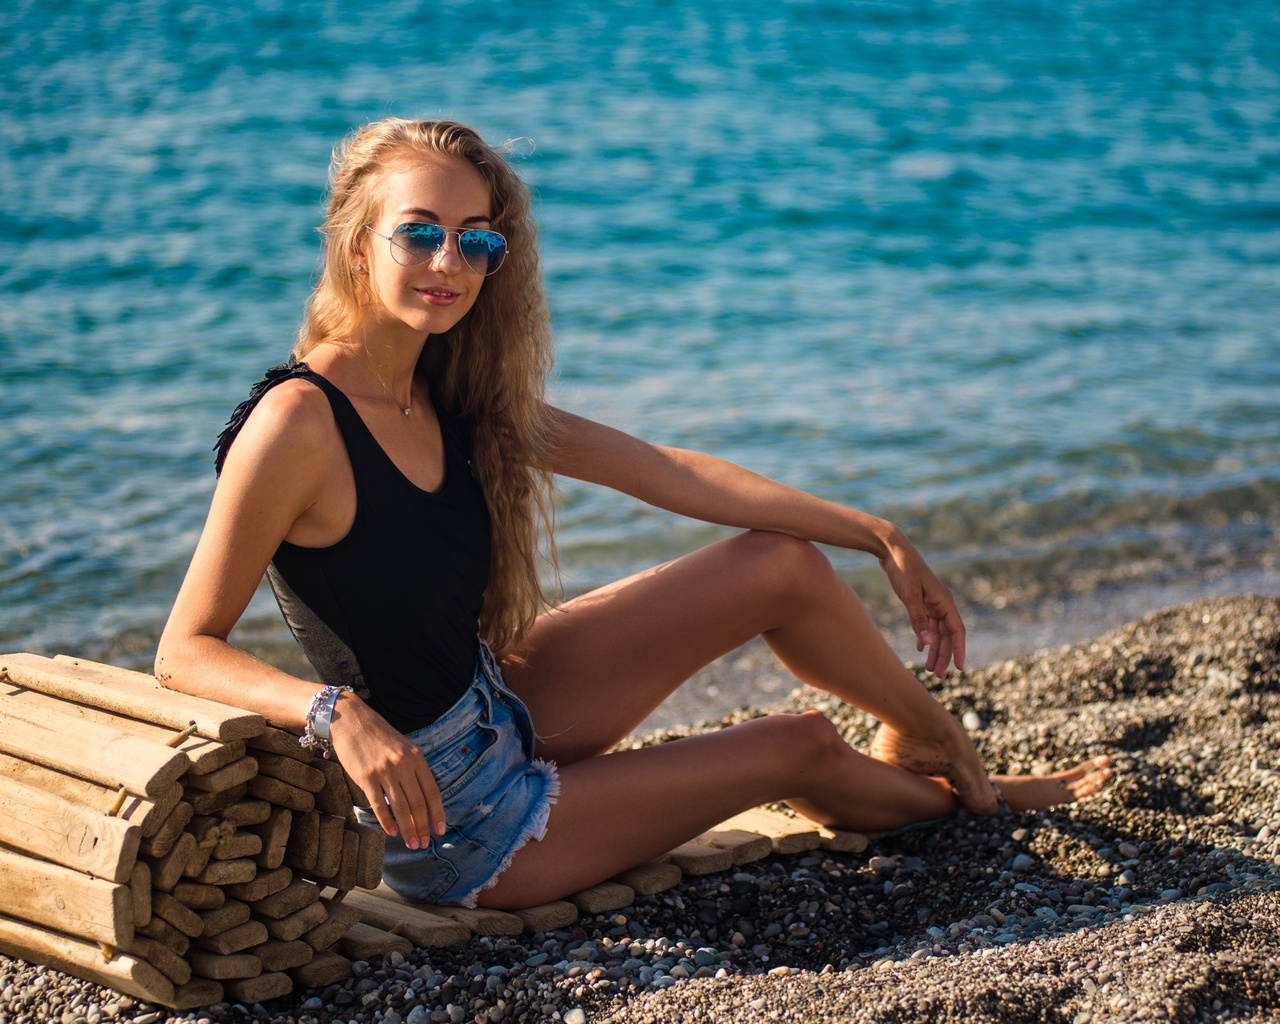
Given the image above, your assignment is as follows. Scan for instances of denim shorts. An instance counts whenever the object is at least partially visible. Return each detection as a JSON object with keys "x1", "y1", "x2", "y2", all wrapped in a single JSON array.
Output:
[{"x1": 357, "y1": 643, "x2": 559, "y2": 906}]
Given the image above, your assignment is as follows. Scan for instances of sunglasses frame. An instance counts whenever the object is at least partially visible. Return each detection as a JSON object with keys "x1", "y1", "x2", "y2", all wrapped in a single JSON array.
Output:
[{"x1": 365, "y1": 222, "x2": 508, "y2": 277}]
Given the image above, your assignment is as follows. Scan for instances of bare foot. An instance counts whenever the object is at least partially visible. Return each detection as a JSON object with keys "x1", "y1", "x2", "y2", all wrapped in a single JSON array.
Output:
[
  {"x1": 870, "y1": 719, "x2": 1000, "y2": 815},
  {"x1": 993, "y1": 756, "x2": 1114, "y2": 812}
]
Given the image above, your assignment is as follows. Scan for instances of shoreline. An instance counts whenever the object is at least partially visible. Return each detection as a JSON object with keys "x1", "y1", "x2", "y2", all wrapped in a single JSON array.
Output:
[{"x1": 2, "y1": 592, "x2": 1279, "y2": 1022}]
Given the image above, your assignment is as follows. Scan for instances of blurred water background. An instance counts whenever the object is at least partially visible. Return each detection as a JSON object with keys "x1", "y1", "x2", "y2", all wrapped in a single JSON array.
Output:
[{"x1": 3, "y1": 0, "x2": 1278, "y2": 701}]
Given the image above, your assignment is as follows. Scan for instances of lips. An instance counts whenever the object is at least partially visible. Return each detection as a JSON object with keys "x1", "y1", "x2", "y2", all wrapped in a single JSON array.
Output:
[{"x1": 417, "y1": 287, "x2": 459, "y2": 305}]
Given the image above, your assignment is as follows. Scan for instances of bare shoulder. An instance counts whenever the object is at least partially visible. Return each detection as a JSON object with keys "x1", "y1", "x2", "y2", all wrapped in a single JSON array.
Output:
[{"x1": 225, "y1": 377, "x2": 341, "y2": 469}]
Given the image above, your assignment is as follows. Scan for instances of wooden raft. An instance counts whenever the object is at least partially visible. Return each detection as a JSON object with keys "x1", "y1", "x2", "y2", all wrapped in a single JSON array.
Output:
[{"x1": 0, "y1": 652, "x2": 872, "y2": 1011}]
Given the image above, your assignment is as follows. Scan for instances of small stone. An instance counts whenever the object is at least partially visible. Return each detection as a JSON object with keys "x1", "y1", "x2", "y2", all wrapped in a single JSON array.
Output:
[
  {"x1": 1011, "y1": 854, "x2": 1034, "y2": 872},
  {"x1": 962, "y1": 711, "x2": 983, "y2": 731},
  {"x1": 1118, "y1": 842, "x2": 1140, "y2": 859},
  {"x1": 406, "y1": 1008, "x2": 432, "y2": 1024},
  {"x1": 563, "y1": 1010, "x2": 587, "y2": 1024}
]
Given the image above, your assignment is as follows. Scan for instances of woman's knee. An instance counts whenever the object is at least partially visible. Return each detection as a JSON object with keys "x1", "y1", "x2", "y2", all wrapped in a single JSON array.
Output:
[
  {"x1": 727, "y1": 530, "x2": 834, "y2": 601},
  {"x1": 755, "y1": 709, "x2": 846, "y2": 769}
]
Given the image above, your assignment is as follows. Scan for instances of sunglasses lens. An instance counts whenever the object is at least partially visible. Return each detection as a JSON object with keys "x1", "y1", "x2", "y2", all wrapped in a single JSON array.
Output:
[
  {"x1": 459, "y1": 229, "x2": 507, "y2": 276},
  {"x1": 390, "y1": 223, "x2": 445, "y2": 265}
]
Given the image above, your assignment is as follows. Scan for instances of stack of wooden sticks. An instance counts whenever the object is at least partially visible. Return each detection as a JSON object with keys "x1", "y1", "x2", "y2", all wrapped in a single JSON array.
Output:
[{"x1": 0, "y1": 653, "x2": 390, "y2": 1010}]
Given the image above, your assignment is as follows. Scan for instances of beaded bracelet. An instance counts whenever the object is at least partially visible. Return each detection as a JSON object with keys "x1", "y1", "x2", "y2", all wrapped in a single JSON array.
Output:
[{"x1": 300, "y1": 684, "x2": 353, "y2": 758}]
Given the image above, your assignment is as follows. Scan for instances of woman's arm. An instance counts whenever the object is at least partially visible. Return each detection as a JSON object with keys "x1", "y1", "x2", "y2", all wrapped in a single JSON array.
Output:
[
  {"x1": 155, "y1": 381, "x2": 445, "y2": 847},
  {"x1": 544, "y1": 406, "x2": 966, "y2": 675}
]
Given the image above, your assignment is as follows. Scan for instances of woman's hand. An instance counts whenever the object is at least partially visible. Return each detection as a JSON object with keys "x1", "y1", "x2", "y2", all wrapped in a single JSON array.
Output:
[
  {"x1": 329, "y1": 695, "x2": 445, "y2": 849},
  {"x1": 877, "y1": 527, "x2": 967, "y2": 677}
]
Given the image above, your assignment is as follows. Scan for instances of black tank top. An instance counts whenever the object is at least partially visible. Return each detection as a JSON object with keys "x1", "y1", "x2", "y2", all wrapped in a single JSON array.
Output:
[{"x1": 214, "y1": 362, "x2": 492, "y2": 733}]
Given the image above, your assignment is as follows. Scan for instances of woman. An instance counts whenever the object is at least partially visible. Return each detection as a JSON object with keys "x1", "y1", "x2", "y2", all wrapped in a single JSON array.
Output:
[{"x1": 156, "y1": 118, "x2": 1110, "y2": 911}]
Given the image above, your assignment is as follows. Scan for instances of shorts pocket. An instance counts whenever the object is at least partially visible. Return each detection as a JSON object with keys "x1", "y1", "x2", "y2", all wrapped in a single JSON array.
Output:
[{"x1": 381, "y1": 840, "x2": 462, "y2": 905}]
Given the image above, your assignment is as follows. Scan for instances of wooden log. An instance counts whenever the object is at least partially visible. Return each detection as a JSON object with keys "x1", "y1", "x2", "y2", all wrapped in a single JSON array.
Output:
[
  {"x1": 336, "y1": 890, "x2": 469, "y2": 947},
  {"x1": 312, "y1": 757, "x2": 356, "y2": 819},
  {"x1": 0, "y1": 770, "x2": 140, "y2": 881},
  {"x1": 188, "y1": 950, "x2": 262, "y2": 981},
  {"x1": 247, "y1": 807, "x2": 292, "y2": 870},
  {"x1": 0, "y1": 911, "x2": 176, "y2": 1007},
  {"x1": 246, "y1": 775, "x2": 314, "y2": 812},
  {"x1": 569, "y1": 882, "x2": 634, "y2": 915},
  {"x1": 284, "y1": 809, "x2": 319, "y2": 872},
  {"x1": 614, "y1": 861, "x2": 683, "y2": 896},
  {"x1": 511, "y1": 901, "x2": 579, "y2": 934},
  {"x1": 224, "y1": 865, "x2": 293, "y2": 903},
  {"x1": 351, "y1": 822, "x2": 384, "y2": 889},
  {"x1": 138, "y1": 801, "x2": 195, "y2": 858},
  {"x1": 188, "y1": 784, "x2": 247, "y2": 817},
  {"x1": 340, "y1": 921, "x2": 412, "y2": 959},
  {"x1": 220, "y1": 798, "x2": 273, "y2": 827},
  {"x1": 246, "y1": 726, "x2": 311, "y2": 761},
  {"x1": 127, "y1": 935, "x2": 192, "y2": 986},
  {"x1": 370, "y1": 884, "x2": 521, "y2": 936},
  {"x1": 302, "y1": 898, "x2": 360, "y2": 952},
  {"x1": 152, "y1": 891, "x2": 204, "y2": 938},
  {"x1": 719, "y1": 807, "x2": 820, "y2": 854},
  {"x1": 172, "y1": 979, "x2": 224, "y2": 1010},
  {"x1": 261, "y1": 900, "x2": 327, "y2": 942},
  {"x1": 310, "y1": 814, "x2": 346, "y2": 880},
  {"x1": 178, "y1": 739, "x2": 246, "y2": 778},
  {"x1": 289, "y1": 949, "x2": 350, "y2": 988},
  {"x1": 34, "y1": 653, "x2": 265, "y2": 741},
  {"x1": 198, "y1": 899, "x2": 251, "y2": 939},
  {"x1": 173, "y1": 882, "x2": 224, "y2": 910},
  {"x1": 129, "y1": 862, "x2": 151, "y2": 928},
  {"x1": 0, "y1": 845, "x2": 133, "y2": 946},
  {"x1": 695, "y1": 828, "x2": 774, "y2": 865},
  {"x1": 192, "y1": 857, "x2": 257, "y2": 887},
  {"x1": 0, "y1": 687, "x2": 190, "y2": 795},
  {"x1": 254, "y1": 879, "x2": 321, "y2": 919},
  {"x1": 183, "y1": 756, "x2": 259, "y2": 794},
  {"x1": 138, "y1": 916, "x2": 191, "y2": 957},
  {"x1": 254, "y1": 751, "x2": 326, "y2": 793},
  {"x1": 143, "y1": 832, "x2": 198, "y2": 892},
  {"x1": 254, "y1": 937, "x2": 313, "y2": 972},
  {"x1": 196, "y1": 920, "x2": 269, "y2": 956},
  {"x1": 332, "y1": 829, "x2": 360, "y2": 891},
  {"x1": 0, "y1": 752, "x2": 178, "y2": 838},
  {"x1": 213, "y1": 830, "x2": 263, "y2": 861},
  {"x1": 225, "y1": 970, "x2": 293, "y2": 1003}
]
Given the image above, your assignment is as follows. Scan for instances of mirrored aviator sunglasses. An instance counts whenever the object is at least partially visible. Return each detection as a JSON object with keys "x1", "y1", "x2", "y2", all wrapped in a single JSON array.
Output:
[{"x1": 381, "y1": 222, "x2": 508, "y2": 276}]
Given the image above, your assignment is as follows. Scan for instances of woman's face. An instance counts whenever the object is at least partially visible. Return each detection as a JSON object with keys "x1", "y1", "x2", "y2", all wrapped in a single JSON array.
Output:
[{"x1": 358, "y1": 153, "x2": 494, "y2": 341}]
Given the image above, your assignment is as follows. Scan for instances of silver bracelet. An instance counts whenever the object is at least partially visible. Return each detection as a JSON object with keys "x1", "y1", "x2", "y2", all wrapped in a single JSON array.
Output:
[{"x1": 300, "y1": 685, "x2": 353, "y2": 757}]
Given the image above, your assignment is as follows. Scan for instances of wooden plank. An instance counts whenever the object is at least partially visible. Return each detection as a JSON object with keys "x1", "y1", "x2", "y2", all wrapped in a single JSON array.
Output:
[
  {"x1": 351, "y1": 822, "x2": 384, "y2": 889},
  {"x1": 129, "y1": 862, "x2": 151, "y2": 928},
  {"x1": 220, "y1": 798, "x2": 273, "y2": 827},
  {"x1": 335, "y1": 889, "x2": 469, "y2": 947},
  {"x1": 0, "y1": 687, "x2": 190, "y2": 796},
  {"x1": 261, "y1": 900, "x2": 327, "y2": 942},
  {"x1": 247, "y1": 807, "x2": 292, "y2": 870},
  {"x1": 254, "y1": 751, "x2": 326, "y2": 793},
  {"x1": 696, "y1": 828, "x2": 774, "y2": 865},
  {"x1": 246, "y1": 775, "x2": 314, "y2": 812},
  {"x1": 302, "y1": 898, "x2": 360, "y2": 952},
  {"x1": 569, "y1": 882, "x2": 634, "y2": 915},
  {"x1": 0, "y1": 911, "x2": 175, "y2": 1007},
  {"x1": 512, "y1": 901, "x2": 579, "y2": 934},
  {"x1": 816, "y1": 825, "x2": 869, "y2": 853},
  {"x1": 191, "y1": 857, "x2": 256, "y2": 886},
  {"x1": 720, "y1": 807, "x2": 821, "y2": 854},
  {"x1": 0, "y1": 753, "x2": 181, "y2": 839},
  {"x1": 186, "y1": 815, "x2": 235, "y2": 850},
  {"x1": 246, "y1": 726, "x2": 311, "y2": 761},
  {"x1": 138, "y1": 801, "x2": 195, "y2": 858},
  {"x1": 666, "y1": 842, "x2": 733, "y2": 876},
  {"x1": 173, "y1": 882, "x2": 224, "y2": 910},
  {"x1": 253, "y1": 937, "x2": 313, "y2": 972},
  {"x1": 327, "y1": 829, "x2": 360, "y2": 891},
  {"x1": 312, "y1": 757, "x2": 356, "y2": 819},
  {"x1": 613, "y1": 861, "x2": 682, "y2": 896},
  {"x1": 172, "y1": 979, "x2": 224, "y2": 1010},
  {"x1": 284, "y1": 809, "x2": 319, "y2": 873},
  {"x1": 369, "y1": 884, "x2": 521, "y2": 936},
  {"x1": 137, "y1": 916, "x2": 190, "y2": 957},
  {"x1": 0, "y1": 771, "x2": 140, "y2": 881},
  {"x1": 0, "y1": 844, "x2": 133, "y2": 946},
  {"x1": 340, "y1": 921, "x2": 411, "y2": 959},
  {"x1": 213, "y1": 830, "x2": 263, "y2": 861},
  {"x1": 181, "y1": 841, "x2": 213, "y2": 881},
  {"x1": 188, "y1": 784, "x2": 247, "y2": 817},
  {"x1": 254, "y1": 879, "x2": 321, "y2": 919},
  {"x1": 188, "y1": 950, "x2": 262, "y2": 981},
  {"x1": 183, "y1": 756, "x2": 258, "y2": 794},
  {"x1": 35, "y1": 653, "x2": 265, "y2": 741},
  {"x1": 289, "y1": 950, "x2": 350, "y2": 988},
  {"x1": 310, "y1": 814, "x2": 346, "y2": 880},
  {"x1": 196, "y1": 920, "x2": 269, "y2": 956},
  {"x1": 179, "y1": 738, "x2": 246, "y2": 778},
  {"x1": 198, "y1": 899, "x2": 250, "y2": 939},
  {"x1": 223, "y1": 864, "x2": 292, "y2": 903},
  {"x1": 151, "y1": 891, "x2": 204, "y2": 938},
  {"x1": 127, "y1": 935, "x2": 192, "y2": 986},
  {"x1": 142, "y1": 832, "x2": 198, "y2": 892},
  {"x1": 225, "y1": 970, "x2": 292, "y2": 1004}
]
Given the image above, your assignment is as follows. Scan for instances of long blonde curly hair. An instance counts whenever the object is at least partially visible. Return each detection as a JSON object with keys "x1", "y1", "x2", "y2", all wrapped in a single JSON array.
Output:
[{"x1": 295, "y1": 117, "x2": 557, "y2": 653}]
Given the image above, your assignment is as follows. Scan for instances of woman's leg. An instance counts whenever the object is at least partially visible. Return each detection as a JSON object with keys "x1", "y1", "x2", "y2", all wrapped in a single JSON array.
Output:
[{"x1": 502, "y1": 530, "x2": 997, "y2": 812}]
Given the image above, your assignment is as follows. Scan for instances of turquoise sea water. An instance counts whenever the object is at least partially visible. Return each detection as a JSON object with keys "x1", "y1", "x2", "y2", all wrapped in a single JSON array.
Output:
[{"x1": 2, "y1": 0, "x2": 1279, "y2": 669}]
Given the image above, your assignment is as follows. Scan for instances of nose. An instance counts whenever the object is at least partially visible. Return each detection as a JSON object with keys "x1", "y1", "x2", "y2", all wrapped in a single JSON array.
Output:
[{"x1": 429, "y1": 230, "x2": 466, "y2": 272}]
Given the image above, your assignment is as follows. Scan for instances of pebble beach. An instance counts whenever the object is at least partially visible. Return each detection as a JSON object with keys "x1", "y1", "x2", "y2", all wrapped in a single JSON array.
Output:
[{"x1": 4, "y1": 592, "x2": 1279, "y2": 1024}]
